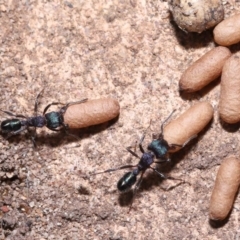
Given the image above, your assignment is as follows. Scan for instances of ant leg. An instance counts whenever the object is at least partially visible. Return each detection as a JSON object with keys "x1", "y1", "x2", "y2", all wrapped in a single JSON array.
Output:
[
  {"x1": 34, "y1": 89, "x2": 45, "y2": 116},
  {"x1": 126, "y1": 133, "x2": 146, "y2": 156},
  {"x1": 161, "y1": 175, "x2": 191, "y2": 190},
  {"x1": 47, "y1": 128, "x2": 61, "y2": 132},
  {"x1": 128, "y1": 171, "x2": 145, "y2": 212},
  {"x1": 27, "y1": 127, "x2": 37, "y2": 148},
  {"x1": 126, "y1": 139, "x2": 138, "y2": 154},
  {"x1": 139, "y1": 133, "x2": 146, "y2": 145},
  {"x1": 154, "y1": 159, "x2": 170, "y2": 164},
  {"x1": 155, "y1": 152, "x2": 171, "y2": 163},
  {"x1": 56, "y1": 123, "x2": 82, "y2": 147},
  {"x1": 151, "y1": 167, "x2": 190, "y2": 188},
  {"x1": 5, "y1": 126, "x2": 28, "y2": 139},
  {"x1": 62, "y1": 123, "x2": 80, "y2": 141},
  {"x1": 160, "y1": 109, "x2": 176, "y2": 138},
  {"x1": 47, "y1": 124, "x2": 81, "y2": 148},
  {"x1": 0, "y1": 109, "x2": 27, "y2": 119},
  {"x1": 64, "y1": 131, "x2": 82, "y2": 148},
  {"x1": 59, "y1": 99, "x2": 88, "y2": 115},
  {"x1": 91, "y1": 164, "x2": 136, "y2": 175},
  {"x1": 126, "y1": 147, "x2": 141, "y2": 159},
  {"x1": 139, "y1": 133, "x2": 146, "y2": 154},
  {"x1": 169, "y1": 135, "x2": 197, "y2": 151},
  {"x1": 150, "y1": 167, "x2": 166, "y2": 178},
  {"x1": 138, "y1": 118, "x2": 153, "y2": 153},
  {"x1": 64, "y1": 131, "x2": 80, "y2": 142},
  {"x1": 166, "y1": 175, "x2": 188, "y2": 182}
]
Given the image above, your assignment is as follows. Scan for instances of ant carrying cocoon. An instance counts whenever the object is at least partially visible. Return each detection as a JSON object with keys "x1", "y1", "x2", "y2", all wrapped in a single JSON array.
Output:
[
  {"x1": 0, "y1": 89, "x2": 87, "y2": 147},
  {"x1": 91, "y1": 110, "x2": 195, "y2": 211}
]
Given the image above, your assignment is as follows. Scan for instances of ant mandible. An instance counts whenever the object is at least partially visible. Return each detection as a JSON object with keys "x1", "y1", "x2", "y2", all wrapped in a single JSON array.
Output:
[
  {"x1": 92, "y1": 110, "x2": 195, "y2": 211},
  {"x1": 0, "y1": 90, "x2": 87, "y2": 146}
]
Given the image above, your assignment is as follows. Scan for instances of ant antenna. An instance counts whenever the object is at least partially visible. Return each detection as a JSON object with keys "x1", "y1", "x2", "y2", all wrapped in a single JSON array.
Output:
[
  {"x1": 160, "y1": 109, "x2": 176, "y2": 137},
  {"x1": 91, "y1": 164, "x2": 136, "y2": 176}
]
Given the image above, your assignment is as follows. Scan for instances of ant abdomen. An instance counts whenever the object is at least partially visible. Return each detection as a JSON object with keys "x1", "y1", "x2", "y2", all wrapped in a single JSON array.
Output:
[
  {"x1": 1, "y1": 119, "x2": 22, "y2": 133},
  {"x1": 117, "y1": 172, "x2": 137, "y2": 192}
]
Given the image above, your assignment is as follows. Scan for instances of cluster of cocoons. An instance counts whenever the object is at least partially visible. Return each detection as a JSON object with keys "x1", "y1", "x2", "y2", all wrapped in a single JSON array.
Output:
[{"x1": 175, "y1": 12, "x2": 240, "y2": 223}]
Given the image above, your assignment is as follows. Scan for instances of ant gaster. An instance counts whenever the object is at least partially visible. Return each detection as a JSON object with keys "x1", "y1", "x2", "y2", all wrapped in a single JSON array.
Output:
[
  {"x1": 93, "y1": 110, "x2": 195, "y2": 211},
  {"x1": 0, "y1": 90, "x2": 87, "y2": 146}
]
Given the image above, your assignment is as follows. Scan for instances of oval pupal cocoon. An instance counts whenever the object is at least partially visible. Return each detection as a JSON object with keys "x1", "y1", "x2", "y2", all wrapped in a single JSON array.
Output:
[
  {"x1": 164, "y1": 102, "x2": 213, "y2": 152},
  {"x1": 219, "y1": 54, "x2": 240, "y2": 124},
  {"x1": 209, "y1": 156, "x2": 240, "y2": 221},
  {"x1": 64, "y1": 98, "x2": 120, "y2": 128},
  {"x1": 179, "y1": 47, "x2": 231, "y2": 92},
  {"x1": 214, "y1": 14, "x2": 240, "y2": 46}
]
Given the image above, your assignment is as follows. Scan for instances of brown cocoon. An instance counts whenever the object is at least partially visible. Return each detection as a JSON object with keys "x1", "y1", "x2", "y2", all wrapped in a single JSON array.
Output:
[
  {"x1": 64, "y1": 98, "x2": 120, "y2": 128},
  {"x1": 209, "y1": 156, "x2": 240, "y2": 221},
  {"x1": 219, "y1": 54, "x2": 240, "y2": 124},
  {"x1": 214, "y1": 14, "x2": 240, "y2": 46},
  {"x1": 164, "y1": 102, "x2": 213, "y2": 152},
  {"x1": 179, "y1": 46, "x2": 231, "y2": 92}
]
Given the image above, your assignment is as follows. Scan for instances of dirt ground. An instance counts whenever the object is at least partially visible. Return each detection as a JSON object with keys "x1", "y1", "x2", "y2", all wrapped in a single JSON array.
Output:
[{"x1": 1, "y1": 0, "x2": 240, "y2": 239}]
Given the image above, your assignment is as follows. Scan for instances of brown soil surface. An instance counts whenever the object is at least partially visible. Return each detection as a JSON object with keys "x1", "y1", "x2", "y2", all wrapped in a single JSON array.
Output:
[{"x1": 1, "y1": 1, "x2": 240, "y2": 239}]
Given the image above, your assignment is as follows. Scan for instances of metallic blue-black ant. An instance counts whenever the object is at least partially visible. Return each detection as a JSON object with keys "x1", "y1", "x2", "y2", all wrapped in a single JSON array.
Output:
[
  {"x1": 93, "y1": 110, "x2": 195, "y2": 210},
  {"x1": 0, "y1": 90, "x2": 87, "y2": 146}
]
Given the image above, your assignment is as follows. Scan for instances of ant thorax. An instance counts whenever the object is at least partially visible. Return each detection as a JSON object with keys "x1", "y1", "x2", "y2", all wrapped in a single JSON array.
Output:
[
  {"x1": 138, "y1": 152, "x2": 154, "y2": 171},
  {"x1": 26, "y1": 116, "x2": 46, "y2": 128}
]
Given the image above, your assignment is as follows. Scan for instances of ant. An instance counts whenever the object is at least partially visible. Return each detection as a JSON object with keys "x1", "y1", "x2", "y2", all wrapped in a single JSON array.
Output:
[
  {"x1": 92, "y1": 110, "x2": 196, "y2": 211},
  {"x1": 0, "y1": 90, "x2": 87, "y2": 146}
]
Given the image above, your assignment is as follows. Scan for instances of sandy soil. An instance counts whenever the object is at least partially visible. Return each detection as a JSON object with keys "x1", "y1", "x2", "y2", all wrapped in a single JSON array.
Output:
[{"x1": 1, "y1": 1, "x2": 240, "y2": 239}]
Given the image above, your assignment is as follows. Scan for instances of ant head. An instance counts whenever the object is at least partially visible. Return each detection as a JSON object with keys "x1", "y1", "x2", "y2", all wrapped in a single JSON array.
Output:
[{"x1": 147, "y1": 138, "x2": 169, "y2": 160}]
